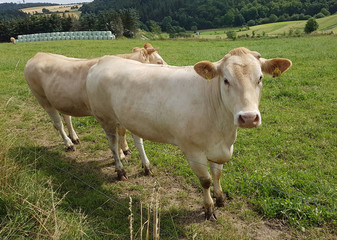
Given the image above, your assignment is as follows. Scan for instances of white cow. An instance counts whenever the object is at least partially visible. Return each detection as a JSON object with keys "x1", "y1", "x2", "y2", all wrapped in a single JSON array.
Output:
[
  {"x1": 10, "y1": 37, "x2": 16, "y2": 44},
  {"x1": 86, "y1": 47, "x2": 292, "y2": 220},
  {"x1": 24, "y1": 43, "x2": 166, "y2": 153}
]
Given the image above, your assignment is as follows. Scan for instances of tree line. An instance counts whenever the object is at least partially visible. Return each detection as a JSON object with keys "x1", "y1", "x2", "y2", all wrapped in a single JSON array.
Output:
[
  {"x1": 1, "y1": 0, "x2": 336, "y2": 42},
  {"x1": 0, "y1": 3, "x2": 57, "y2": 21},
  {"x1": 80, "y1": 0, "x2": 337, "y2": 31},
  {"x1": 0, "y1": 7, "x2": 138, "y2": 42}
]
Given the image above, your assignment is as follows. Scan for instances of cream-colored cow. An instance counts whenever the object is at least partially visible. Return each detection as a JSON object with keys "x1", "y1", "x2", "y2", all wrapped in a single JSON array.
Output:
[
  {"x1": 10, "y1": 37, "x2": 16, "y2": 44},
  {"x1": 86, "y1": 47, "x2": 292, "y2": 220},
  {"x1": 24, "y1": 43, "x2": 166, "y2": 153}
]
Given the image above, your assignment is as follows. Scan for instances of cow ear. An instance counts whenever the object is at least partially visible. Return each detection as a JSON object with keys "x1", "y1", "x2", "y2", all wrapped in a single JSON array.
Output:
[
  {"x1": 194, "y1": 61, "x2": 218, "y2": 81},
  {"x1": 144, "y1": 43, "x2": 154, "y2": 49},
  {"x1": 146, "y1": 48, "x2": 159, "y2": 55},
  {"x1": 261, "y1": 58, "x2": 292, "y2": 77}
]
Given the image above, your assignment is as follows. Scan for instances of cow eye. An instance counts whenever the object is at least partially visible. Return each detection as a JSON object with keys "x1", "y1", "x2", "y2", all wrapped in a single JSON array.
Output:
[
  {"x1": 224, "y1": 79, "x2": 230, "y2": 86},
  {"x1": 258, "y1": 76, "x2": 263, "y2": 84}
]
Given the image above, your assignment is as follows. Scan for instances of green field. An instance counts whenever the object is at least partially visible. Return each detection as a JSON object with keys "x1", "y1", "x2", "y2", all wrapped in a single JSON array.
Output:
[
  {"x1": 197, "y1": 14, "x2": 337, "y2": 39},
  {"x1": 0, "y1": 35, "x2": 336, "y2": 239}
]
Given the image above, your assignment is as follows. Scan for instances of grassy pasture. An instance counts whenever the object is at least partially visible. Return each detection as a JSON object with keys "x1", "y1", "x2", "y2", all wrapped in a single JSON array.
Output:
[
  {"x1": 198, "y1": 14, "x2": 337, "y2": 39},
  {"x1": 20, "y1": 4, "x2": 82, "y2": 19},
  {"x1": 20, "y1": 4, "x2": 82, "y2": 14},
  {"x1": 0, "y1": 36, "x2": 336, "y2": 239}
]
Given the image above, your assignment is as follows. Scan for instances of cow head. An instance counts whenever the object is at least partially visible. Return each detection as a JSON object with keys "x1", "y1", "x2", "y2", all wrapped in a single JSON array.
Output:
[
  {"x1": 144, "y1": 43, "x2": 167, "y2": 65},
  {"x1": 194, "y1": 47, "x2": 292, "y2": 128},
  {"x1": 132, "y1": 47, "x2": 150, "y2": 63}
]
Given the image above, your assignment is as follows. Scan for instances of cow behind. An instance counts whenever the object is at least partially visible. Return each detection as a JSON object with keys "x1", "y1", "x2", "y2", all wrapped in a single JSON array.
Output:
[
  {"x1": 24, "y1": 43, "x2": 166, "y2": 154},
  {"x1": 86, "y1": 47, "x2": 292, "y2": 220}
]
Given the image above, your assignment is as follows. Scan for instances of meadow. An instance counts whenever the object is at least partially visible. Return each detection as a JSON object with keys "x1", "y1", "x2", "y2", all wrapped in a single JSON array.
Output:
[
  {"x1": 20, "y1": 4, "x2": 82, "y2": 19},
  {"x1": 197, "y1": 14, "x2": 337, "y2": 39},
  {"x1": 0, "y1": 35, "x2": 336, "y2": 239}
]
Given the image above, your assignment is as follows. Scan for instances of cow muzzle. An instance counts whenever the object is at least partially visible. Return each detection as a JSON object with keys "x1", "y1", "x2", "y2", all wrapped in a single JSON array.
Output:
[{"x1": 234, "y1": 111, "x2": 261, "y2": 128}]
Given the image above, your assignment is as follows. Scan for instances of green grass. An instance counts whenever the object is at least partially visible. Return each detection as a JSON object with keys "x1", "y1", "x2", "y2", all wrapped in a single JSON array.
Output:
[
  {"x1": 0, "y1": 35, "x2": 337, "y2": 239},
  {"x1": 195, "y1": 14, "x2": 337, "y2": 39}
]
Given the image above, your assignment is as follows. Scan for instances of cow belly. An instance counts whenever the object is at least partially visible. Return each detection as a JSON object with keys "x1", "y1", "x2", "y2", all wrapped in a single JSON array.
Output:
[
  {"x1": 116, "y1": 109, "x2": 179, "y2": 145},
  {"x1": 44, "y1": 83, "x2": 91, "y2": 116}
]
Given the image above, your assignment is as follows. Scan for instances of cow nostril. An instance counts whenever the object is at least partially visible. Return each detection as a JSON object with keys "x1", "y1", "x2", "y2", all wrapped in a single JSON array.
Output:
[
  {"x1": 238, "y1": 115, "x2": 245, "y2": 125},
  {"x1": 253, "y1": 114, "x2": 259, "y2": 123},
  {"x1": 237, "y1": 113, "x2": 260, "y2": 127}
]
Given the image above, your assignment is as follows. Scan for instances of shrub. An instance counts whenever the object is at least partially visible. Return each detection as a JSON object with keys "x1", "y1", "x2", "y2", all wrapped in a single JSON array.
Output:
[
  {"x1": 247, "y1": 20, "x2": 256, "y2": 26},
  {"x1": 320, "y1": 8, "x2": 330, "y2": 16},
  {"x1": 314, "y1": 13, "x2": 325, "y2": 19},
  {"x1": 226, "y1": 30, "x2": 237, "y2": 40},
  {"x1": 304, "y1": 18, "x2": 319, "y2": 34}
]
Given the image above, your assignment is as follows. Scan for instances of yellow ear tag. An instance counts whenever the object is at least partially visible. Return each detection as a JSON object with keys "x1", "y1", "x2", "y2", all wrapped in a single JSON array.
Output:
[
  {"x1": 205, "y1": 69, "x2": 212, "y2": 81},
  {"x1": 272, "y1": 67, "x2": 282, "y2": 78}
]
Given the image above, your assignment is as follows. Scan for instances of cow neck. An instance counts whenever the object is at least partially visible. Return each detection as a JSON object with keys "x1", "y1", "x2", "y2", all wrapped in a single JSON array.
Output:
[{"x1": 204, "y1": 77, "x2": 237, "y2": 136}]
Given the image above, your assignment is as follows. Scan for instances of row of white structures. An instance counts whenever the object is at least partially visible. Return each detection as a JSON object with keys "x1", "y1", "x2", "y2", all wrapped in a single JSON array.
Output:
[{"x1": 17, "y1": 31, "x2": 116, "y2": 42}]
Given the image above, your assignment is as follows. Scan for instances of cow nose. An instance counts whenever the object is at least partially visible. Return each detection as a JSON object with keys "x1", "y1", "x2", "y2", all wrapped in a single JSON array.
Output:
[{"x1": 237, "y1": 112, "x2": 260, "y2": 128}]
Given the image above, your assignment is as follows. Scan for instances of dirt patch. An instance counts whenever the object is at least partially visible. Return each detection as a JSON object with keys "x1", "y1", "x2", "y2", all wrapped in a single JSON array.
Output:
[{"x1": 66, "y1": 143, "x2": 296, "y2": 239}]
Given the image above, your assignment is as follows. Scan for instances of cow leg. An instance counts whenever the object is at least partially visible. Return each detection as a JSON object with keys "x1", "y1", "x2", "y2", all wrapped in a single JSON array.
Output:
[
  {"x1": 117, "y1": 127, "x2": 126, "y2": 161},
  {"x1": 104, "y1": 128, "x2": 128, "y2": 181},
  {"x1": 63, "y1": 114, "x2": 80, "y2": 144},
  {"x1": 132, "y1": 134, "x2": 152, "y2": 175},
  {"x1": 46, "y1": 110, "x2": 75, "y2": 151},
  {"x1": 186, "y1": 155, "x2": 216, "y2": 221},
  {"x1": 118, "y1": 127, "x2": 132, "y2": 156},
  {"x1": 210, "y1": 162, "x2": 225, "y2": 207}
]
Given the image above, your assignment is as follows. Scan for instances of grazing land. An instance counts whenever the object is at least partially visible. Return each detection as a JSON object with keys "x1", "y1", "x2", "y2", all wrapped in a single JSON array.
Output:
[
  {"x1": 197, "y1": 14, "x2": 337, "y2": 39},
  {"x1": 0, "y1": 35, "x2": 336, "y2": 239},
  {"x1": 20, "y1": 4, "x2": 82, "y2": 18}
]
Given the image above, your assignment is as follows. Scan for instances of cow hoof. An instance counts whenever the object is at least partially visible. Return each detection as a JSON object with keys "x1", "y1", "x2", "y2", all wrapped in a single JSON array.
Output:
[
  {"x1": 117, "y1": 169, "x2": 128, "y2": 181},
  {"x1": 65, "y1": 145, "x2": 75, "y2": 152},
  {"x1": 215, "y1": 195, "x2": 225, "y2": 207},
  {"x1": 72, "y1": 139, "x2": 80, "y2": 145},
  {"x1": 144, "y1": 168, "x2": 153, "y2": 176},
  {"x1": 123, "y1": 149, "x2": 132, "y2": 156},
  {"x1": 120, "y1": 175, "x2": 128, "y2": 181},
  {"x1": 205, "y1": 212, "x2": 217, "y2": 221}
]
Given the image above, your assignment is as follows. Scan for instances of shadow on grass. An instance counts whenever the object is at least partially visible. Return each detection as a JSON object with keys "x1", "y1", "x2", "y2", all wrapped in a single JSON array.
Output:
[{"x1": 9, "y1": 145, "x2": 206, "y2": 239}]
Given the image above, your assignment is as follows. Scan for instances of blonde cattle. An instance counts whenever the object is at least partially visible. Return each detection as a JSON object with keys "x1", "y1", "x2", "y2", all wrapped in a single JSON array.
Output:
[
  {"x1": 86, "y1": 47, "x2": 292, "y2": 220},
  {"x1": 10, "y1": 37, "x2": 16, "y2": 44},
  {"x1": 24, "y1": 43, "x2": 166, "y2": 153}
]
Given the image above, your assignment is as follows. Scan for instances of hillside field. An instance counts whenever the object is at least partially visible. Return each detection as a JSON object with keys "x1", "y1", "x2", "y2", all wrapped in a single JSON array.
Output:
[
  {"x1": 20, "y1": 4, "x2": 82, "y2": 18},
  {"x1": 198, "y1": 14, "x2": 337, "y2": 39},
  {"x1": 0, "y1": 35, "x2": 336, "y2": 239}
]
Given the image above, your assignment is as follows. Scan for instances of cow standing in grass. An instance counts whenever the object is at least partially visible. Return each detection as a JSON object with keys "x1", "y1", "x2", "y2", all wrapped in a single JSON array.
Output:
[
  {"x1": 10, "y1": 37, "x2": 16, "y2": 44},
  {"x1": 24, "y1": 43, "x2": 166, "y2": 155},
  {"x1": 86, "y1": 47, "x2": 292, "y2": 220}
]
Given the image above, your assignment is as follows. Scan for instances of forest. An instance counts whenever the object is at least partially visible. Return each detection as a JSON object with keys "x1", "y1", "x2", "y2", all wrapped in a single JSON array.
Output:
[
  {"x1": 0, "y1": 0, "x2": 336, "y2": 42},
  {"x1": 0, "y1": 3, "x2": 57, "y2": 21},
  {"x1": 80, "y1": 0, "x2": 337, "y2": 30}
]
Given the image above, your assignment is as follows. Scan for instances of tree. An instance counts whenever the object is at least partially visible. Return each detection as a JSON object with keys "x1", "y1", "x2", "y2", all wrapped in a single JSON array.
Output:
[
  {"x1": 269, "y1": 14, "x2": 278, "y2": 23},
  {"x1": 191, "y1": 25, "x2": 197, "y2": 32},
  {"x1": 148, "y1": 20, "x2": 161, "y2": 34},
  {"x1": 119, "y1": 8, "x2": 139, "y2": 37},
  {"x1": 42, "y1": 8, "x2": 51, "y2": 14},
  {"x1": 320, "y1": 8, "x2": 330, "y2": 16},
  {"x1": 304, "y1": 17, "x2": 318, "y2": 34}
]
